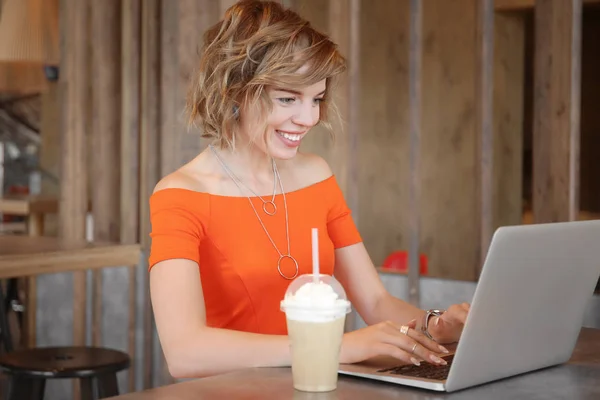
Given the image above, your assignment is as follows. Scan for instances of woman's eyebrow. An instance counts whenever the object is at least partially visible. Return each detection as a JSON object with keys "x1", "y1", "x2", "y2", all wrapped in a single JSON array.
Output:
[{"x1": 273, "y1": 88, "x2": 326, "y2": 96}]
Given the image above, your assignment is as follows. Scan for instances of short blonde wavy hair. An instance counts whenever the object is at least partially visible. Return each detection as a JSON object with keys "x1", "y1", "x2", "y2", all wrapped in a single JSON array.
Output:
[{"x1": 187, "y1": 0, "x2": 347, "y2": 149}]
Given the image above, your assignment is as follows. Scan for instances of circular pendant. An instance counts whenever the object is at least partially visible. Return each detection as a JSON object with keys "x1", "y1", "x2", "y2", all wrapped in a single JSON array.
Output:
[
  {"x1": 278, "y1": 255, "x2": 299, "y2": 280},
  {"x1": 262, "y1": 201, "x2": 277, "y2": 216}
]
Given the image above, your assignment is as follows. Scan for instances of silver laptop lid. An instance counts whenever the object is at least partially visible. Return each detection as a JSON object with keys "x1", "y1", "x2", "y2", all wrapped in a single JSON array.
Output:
[{"x1": 446, "y1": 220, "x2": 600, "y2": 392}]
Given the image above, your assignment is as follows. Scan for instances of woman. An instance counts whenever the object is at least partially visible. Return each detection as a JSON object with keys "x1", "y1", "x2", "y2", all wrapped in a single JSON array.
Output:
[{"x1": 149, "y1": 0, "x2": 469, "y2": 379}]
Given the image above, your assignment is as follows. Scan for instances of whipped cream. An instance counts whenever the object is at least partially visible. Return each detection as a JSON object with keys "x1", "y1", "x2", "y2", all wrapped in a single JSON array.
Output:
[{"x1": 281, "y1": 281, "x2": 350, "y2": 322}]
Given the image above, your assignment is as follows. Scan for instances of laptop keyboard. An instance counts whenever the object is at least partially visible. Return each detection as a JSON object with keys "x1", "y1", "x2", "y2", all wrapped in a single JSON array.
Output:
[{"x1": 377, "y1": 354, "x2": 455, "y2": 381}]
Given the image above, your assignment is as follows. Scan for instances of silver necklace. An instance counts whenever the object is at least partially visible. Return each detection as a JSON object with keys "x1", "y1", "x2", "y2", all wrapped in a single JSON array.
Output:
[
  {"x1": 209, "y1": 145, "x2": 299, "y2": 280},
  {"x1": 208, "y1": 145, "x2": 278, "y2": 216}
]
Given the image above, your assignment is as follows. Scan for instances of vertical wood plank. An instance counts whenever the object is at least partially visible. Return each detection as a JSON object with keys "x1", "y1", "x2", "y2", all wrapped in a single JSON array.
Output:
[
  {"x1": 178, "y1": 0, "x2": 216, "y2": 163},
  {"x1": 328, "y1": 0, "x2": 358, "y2": 328},
  {"x1": 475, "y1": 0, "x2": 494, "y2": 275},
  {"x1": 59, "y1": 0, "x2": 89, "y2": 350},
  {"x1": 90, "y1": 0, "x2": 122, "y2": 349},
  {"x1": 352, "y1": 0, "x2": 410, "y2": 284},
  {"x1": 121, "y1": 1, "x2": 141, "y2": 246},
  {"x1": 533, "y1": 0, "x2": 582, "y2": 223},
  {"x1": 347, "y1": 0, "x2": 360, "y2": 220},
  {"x1": 122, "y1": 0, "x2": 141, "y2": 393},
  {"x1": 420, "y1": 0, "x2": 479, "y2": 281},
  {"x1": 160, "y1": 0, "x2": 179, "y2": 178},
  {"x1": 344, "y1": 0, "x2": 360, "y2": 330},
  {"x1": 408, "y1": 0, "x2": 423, "y2": 306},
  {"x1": 140, "y1": 0, "x2": 160, "y2": 389},
  {"x1": 492, "y1": 13, "x2": 525, "y2": 230},
  {"x1": 328, "y1": 0, "x2": 350, "y2": 199}
]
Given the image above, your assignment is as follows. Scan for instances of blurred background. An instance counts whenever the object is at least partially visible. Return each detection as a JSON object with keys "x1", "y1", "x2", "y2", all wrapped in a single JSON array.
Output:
[{"x1": 0, "y1": 0, "x2": 599, "y2": 399}]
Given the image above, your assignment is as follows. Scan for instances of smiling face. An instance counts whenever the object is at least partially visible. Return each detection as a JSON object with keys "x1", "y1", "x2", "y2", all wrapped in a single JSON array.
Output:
[
  {"x1": 187, "y1": 1, "x2": 346, "y2": 153},
  {"x1": 238, "y1": 79, "x2": 327, "y2": 160}
]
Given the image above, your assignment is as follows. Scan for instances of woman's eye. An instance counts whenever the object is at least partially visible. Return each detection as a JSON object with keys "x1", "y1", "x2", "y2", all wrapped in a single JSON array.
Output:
[
  {"x1": 314, "y1": 98, "x2": 325, "y2": 105},
  {"x1": 277, "y1": 97, "x2": 296, "y2": 105}
]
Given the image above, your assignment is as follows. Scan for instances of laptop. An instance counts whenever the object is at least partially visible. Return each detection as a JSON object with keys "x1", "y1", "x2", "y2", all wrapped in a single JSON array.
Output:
[{"x1": 338, "y1": 220, "x2": 600, "y2": 392}]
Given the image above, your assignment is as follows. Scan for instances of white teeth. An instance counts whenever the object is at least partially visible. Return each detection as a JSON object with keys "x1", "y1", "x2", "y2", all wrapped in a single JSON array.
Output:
[{"x1": 278, "y1": 131, "x2": 301, "y2": 142}]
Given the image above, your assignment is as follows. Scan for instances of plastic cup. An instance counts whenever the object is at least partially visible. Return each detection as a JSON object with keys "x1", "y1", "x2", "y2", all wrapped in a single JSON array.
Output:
[{"x1": 280, "y1": 274, "x2": 351, "y2": 392}]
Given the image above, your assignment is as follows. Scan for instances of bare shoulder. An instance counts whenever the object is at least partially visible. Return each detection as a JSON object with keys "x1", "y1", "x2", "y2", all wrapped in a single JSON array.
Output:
[
  {"x1": 153, "y1": 171, "x2": 195, "y2": 193},
  {"x1": 153, "y1": 158, "x2": 211, "y2": 194},
  {"x1": 291, "y1": 152, "x2": 333, "y2": 185}
]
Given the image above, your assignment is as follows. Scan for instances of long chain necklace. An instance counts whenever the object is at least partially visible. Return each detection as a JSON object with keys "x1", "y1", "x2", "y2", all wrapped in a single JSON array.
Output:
[
  {"x1": 208, "y1": 145, "x2": 278, "y2": 216},
  {"x1": 209, "y1": 145, "x2": 299, "y2": 280}
]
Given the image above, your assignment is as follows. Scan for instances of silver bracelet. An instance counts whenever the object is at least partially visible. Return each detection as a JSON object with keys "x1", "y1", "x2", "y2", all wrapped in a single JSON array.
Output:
[{"x1": 421, "y1": 309, "x2": 444, "y2": 340}]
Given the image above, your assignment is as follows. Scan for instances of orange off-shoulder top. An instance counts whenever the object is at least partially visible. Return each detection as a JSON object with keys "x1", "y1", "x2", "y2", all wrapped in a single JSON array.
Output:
[{"x1": 148, "y1": 175, "x2": 362, "y2": 335}]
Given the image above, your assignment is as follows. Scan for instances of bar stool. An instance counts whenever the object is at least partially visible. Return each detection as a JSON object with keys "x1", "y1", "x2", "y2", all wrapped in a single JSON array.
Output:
[
  {"x1": 0, "y1": 284, "x2": 130, "y2": 400},
  {"x1": 0, "y1": 346, "x2": 130, "y2": 399}
]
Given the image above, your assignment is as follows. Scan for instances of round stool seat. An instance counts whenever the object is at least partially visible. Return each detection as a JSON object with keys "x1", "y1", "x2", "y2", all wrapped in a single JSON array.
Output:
[{"x1": 0, "y1": 346, "x2": 130, "y2": 378}]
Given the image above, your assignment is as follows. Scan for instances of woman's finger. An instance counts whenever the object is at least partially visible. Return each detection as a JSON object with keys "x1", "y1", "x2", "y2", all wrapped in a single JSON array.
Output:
[
  {"x1": 384, "y1": 324, "x2": 447, "y2": 365},
  {"x1": 376, "y1": 343, "x2": 422, "y2": 366},
  {"x1": 406, "y1": 323, "x2": 449, "y2": 354}
]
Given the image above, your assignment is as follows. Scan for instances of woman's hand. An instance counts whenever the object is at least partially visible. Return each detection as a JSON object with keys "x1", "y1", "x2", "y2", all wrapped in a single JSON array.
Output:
[
  {"x1": 340, "y1": 319, "x2": 450, "y2": 366},
  {"x1": 427, "y1": 303, "x2": 470, "y2": 344}
]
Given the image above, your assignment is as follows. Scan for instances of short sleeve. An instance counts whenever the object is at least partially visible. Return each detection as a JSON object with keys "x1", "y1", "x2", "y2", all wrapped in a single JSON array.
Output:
[
  {"x1": 148, "y1": 190, "x2": 207, "y2": 269},
  {"x1": 326, "y1": 177, "x2": 362, "y2": 249}
]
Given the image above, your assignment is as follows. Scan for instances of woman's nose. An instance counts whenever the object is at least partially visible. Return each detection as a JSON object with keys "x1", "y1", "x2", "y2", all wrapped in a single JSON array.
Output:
[{"x1": 292, "y1": 103, "x2": 319, "y2": 127}]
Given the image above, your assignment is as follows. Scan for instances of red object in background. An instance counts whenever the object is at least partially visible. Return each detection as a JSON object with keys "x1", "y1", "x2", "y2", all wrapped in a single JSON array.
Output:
[
  {"x1": 8, "y1": 185, "x2": 29, "y2": 195},
  {"x1": 382, "y1": 251, "x2": 428, "y2": 275}
]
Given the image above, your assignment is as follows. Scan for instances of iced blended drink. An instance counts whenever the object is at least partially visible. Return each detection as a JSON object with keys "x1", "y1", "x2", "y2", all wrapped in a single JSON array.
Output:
[{"x1": 280, "y1": 274, "x2": 351, "y2": 392}]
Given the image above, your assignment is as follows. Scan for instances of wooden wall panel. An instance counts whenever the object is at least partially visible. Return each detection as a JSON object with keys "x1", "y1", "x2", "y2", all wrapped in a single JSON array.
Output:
[
  {"x1": 475, "y1": 0, "x2": 494, "y2": 273},
  {"x1": 533, "y1": 0, "x2": 582, "y2": 223},
  {"x1": 295, "y1": 1, "x2": 524, "y2": 281},
  {"x1": 327, "y1": 0, "x2": 351, "y2": 200},
  {"x1": 407, "y1": 0, "x2": 423, "y2": 304},
  {"x1": 492, "y1": 14, "x2": 524, "y2": 231},
  {"x1": 419, "y1": 0, "x2": 479, "y2": 281},
  {"x1": 121, "y1": 0, "x2": 141, "y2": 247},
  {"x1": 159, "y1": 1, "x2": 180, "y2": 177},
  {"x1": 91, "y1": 0, "x2": 122, "y2": 348},
  {"x1": 59, "y1": 0, "x2": 89, "y2": 347},
  {"x1": 355, "y1": 0, "x2": 411, "y2": 278},
  {"x1": 140, "y1": 0, "x2": 161, "y2": 390},
  {"x1": 160, "y1": 0, "x2": 218, "y2": 177},
  {"x1": 121, "y1": 0, "x2": 141, "y2": 393}
]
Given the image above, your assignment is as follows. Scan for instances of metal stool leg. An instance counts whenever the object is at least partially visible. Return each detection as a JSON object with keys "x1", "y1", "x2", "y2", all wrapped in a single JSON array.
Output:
[
  {"x1": 96, "y1": 372, "x2": 119, "y2": 398},
  {"x1": 80, "y1": 377, "x2": 94, "y2": 400},
  {"x1": 7, "y1": 376, "x2": 45, "y2": 400},
  {"x1": 0, "y1": 283, "x2": 14, "y2": 352}
]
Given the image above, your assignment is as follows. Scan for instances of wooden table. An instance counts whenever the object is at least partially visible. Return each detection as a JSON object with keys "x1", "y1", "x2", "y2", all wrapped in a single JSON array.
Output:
[
  {"x1": 0, "y1": 235, "x2": 140, "y2": 347},
  {"x1": 0, "y1": 235, "x2": 140, "y2": 279},
  {"x1": 107, "y1": 328, "x2": 600, "y2": 399},
  {"x1": 0, "y1": 235, "x2": 141, "y2": 394}
]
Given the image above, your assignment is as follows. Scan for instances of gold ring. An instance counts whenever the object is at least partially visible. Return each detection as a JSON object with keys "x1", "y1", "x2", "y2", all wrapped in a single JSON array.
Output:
[
  {"x1": 400, "y1": 325, "x2": 409, "y2": 335},
  {"x1": 411, "y1": 343, "x2": 418, "y2": 354}
]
